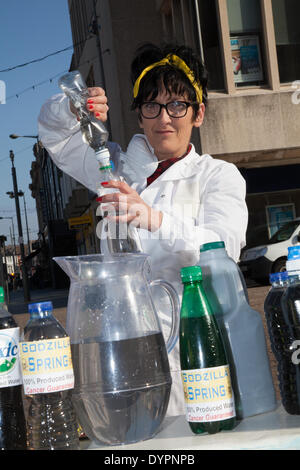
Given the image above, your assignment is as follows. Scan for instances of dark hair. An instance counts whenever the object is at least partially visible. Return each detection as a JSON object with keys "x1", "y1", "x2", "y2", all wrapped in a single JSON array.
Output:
[{"x1": 130, "y1": 43, "x2": 208, "y2": 119}]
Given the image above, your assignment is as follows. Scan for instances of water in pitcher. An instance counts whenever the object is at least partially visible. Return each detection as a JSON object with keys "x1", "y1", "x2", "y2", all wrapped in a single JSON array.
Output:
[{"x1": 71, "y1": 332, "x2": 172, "y2": 445}]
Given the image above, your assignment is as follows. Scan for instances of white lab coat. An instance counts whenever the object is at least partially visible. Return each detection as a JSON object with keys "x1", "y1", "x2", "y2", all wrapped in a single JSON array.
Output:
[{"x1": 38, "y1": 93, "x2": 248, "y2": 416}]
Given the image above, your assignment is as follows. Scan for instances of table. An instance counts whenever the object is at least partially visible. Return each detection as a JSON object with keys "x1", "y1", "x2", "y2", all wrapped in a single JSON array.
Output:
[{"x1": 81, "y1": 403, "x2": 300, "y2": 451}]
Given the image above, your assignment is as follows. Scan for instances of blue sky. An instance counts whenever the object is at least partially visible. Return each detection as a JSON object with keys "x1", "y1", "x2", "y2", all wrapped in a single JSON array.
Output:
[{"x1": 0, "y1": 0, "x2": 73, "y2": 244}]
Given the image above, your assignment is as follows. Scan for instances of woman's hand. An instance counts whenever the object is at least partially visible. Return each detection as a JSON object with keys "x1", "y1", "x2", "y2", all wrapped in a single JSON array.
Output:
[
  {"x1": 97, "y1": 180, "x2": 163, "y2": 232},
  {"x1": 70, "y1": 87, "x2": 109, "y2": 122}
]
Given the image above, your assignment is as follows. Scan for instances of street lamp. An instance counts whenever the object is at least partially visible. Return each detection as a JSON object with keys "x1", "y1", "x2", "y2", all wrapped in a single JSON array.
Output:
[
  {"x1": 9, "y1": 134, "x2": 38, "y2": 142},
  {"x1": 9, "y1": 150, "x2": 30, "y2": 302}
]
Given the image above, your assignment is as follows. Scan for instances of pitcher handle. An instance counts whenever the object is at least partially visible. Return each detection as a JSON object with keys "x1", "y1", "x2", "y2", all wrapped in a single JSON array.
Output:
[{"x1": 149, "y1": 279, "x2": 180, "y2": 354}]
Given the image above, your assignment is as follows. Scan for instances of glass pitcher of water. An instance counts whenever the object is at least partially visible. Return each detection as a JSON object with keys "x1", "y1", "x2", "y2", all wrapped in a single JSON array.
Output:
[{"x1": 53, "y1": 253, "x2": 179, "y2": 446}]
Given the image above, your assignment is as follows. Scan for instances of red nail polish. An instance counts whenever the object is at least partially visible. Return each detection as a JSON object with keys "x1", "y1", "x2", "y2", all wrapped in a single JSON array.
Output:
[
  {"x1": 87, "y1": 99, "x2": 94, "y2": 104},
  {"x1": 88, "y1": 105, "x2": 94, "y2": 110},
  {"x1": 101, "y1": 182, "x2": 109, "y2": 186},
  {"x1": 96, "y1": 196, "x2": 103, "y2": 202},
  {"x1": 95, "y1": 112, "x2": 100, "y2": 117}
]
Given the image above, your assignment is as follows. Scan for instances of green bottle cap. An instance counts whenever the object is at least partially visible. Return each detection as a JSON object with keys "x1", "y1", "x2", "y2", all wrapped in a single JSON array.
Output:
[
  {"x1": 200, "y1": 241, "x2": 225, "y2": 253},
  {"x1": 0, "y1": 286, "x2": 4, "y2": 304},
  {"x1": 181, "y1": 266, "x2": 202, "y2": 283}
]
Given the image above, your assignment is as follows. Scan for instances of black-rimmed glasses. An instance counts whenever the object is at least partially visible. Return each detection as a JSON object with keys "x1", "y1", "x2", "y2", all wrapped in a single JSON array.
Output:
[{"x1": 139, "y1": 100, "x2": 197, "y2": 119}]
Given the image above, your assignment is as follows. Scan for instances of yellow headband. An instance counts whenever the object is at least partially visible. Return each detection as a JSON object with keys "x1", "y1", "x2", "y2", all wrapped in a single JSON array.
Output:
[{"x1": 133, "y1": 53, "x2": 203, "y2": 103}]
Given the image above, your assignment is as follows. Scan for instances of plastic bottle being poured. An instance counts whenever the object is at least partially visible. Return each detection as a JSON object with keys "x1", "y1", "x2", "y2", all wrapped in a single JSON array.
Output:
[
  {"x1": 58, "y1": 71, "x2": 109, "y2": 153},
  {"x1": 58, "y1": 71, "x2": 142, "y2": 254}
]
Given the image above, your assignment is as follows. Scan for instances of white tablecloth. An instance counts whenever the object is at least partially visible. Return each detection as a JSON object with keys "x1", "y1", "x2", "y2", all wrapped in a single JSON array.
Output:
[{"x1": 81, "y1": 403, "x2": 300, "y2": 451}]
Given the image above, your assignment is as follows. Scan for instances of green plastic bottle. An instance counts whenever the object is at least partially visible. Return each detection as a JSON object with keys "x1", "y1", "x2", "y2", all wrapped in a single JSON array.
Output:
[{"x1": 179, "y1": 266, "x2": 236, "y2": 434}]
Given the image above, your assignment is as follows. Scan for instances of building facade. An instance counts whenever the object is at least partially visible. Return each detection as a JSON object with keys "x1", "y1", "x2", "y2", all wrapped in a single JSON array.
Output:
[
  {"x1": 44, "y1": 0, "x2": 300, "y2": 254},
  {"x1": 29, "y1": 143, "x2": 80, "y2": 287}
]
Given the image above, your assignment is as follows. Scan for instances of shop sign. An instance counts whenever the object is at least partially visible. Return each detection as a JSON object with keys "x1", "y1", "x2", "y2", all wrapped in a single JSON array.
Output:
[{"x1": 68, "y1": 214, "x2": 92, "y2": 229}]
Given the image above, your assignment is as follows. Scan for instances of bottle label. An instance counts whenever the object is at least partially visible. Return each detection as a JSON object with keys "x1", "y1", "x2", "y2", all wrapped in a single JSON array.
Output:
[
  {"x1": 0, "y1": 327, "x2": 22, "y2": 388},
  {"x1": 20, "y1": 337, "x2": 75, "y2": 395},
  {"x1": 181, "y1": 365, "x2": 236, "y2": 423}
]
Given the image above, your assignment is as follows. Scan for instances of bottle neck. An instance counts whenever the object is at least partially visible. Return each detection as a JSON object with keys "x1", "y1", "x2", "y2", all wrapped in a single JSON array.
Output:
[
  {"x1": 99, "y1": 162, "x2": 112, "y2": 171},
  {"x1": 200, "y1": 248, "x2": 226, "y2": 260},
  {"x1": 96, "y1": 152, "x2": 114, "y2": 176},
  {"x1": 181, "y1": 281, "x2": 212, "y2": 319},
  {"x1": 272, "y1": 279, "x2": 289, "y2": 288},
  {"x1": 98, "y1": 164, "x2": 114, "y2": 183},
  {"x1": 30, "y1": 310, "x2": 53, "y2": 320}
]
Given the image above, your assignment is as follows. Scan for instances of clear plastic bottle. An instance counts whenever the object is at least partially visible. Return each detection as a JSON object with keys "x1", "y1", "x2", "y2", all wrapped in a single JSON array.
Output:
[
  {"x1": 0, "y1": 286, "x2": 27, "y2": 450},
  {"x1": 58, "y1": 70, "x2": 109, "y2": 153},
  {"x1": 20, "y1": 301, "x2": 79, "y2": 450},
  {"x1": 95, "y1": 148, "x2": 142, "y2": 254},
  {"x1": 199, "y1": 241, "x2": 276, "y2": 419}
]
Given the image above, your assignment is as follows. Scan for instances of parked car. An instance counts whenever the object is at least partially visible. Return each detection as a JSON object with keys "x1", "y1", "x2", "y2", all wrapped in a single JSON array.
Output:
[{"x1": 239, "y1": 219, "x2": 300, "y2": 284}]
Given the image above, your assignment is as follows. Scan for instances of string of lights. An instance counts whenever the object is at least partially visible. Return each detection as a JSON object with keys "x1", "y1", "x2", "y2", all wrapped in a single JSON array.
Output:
[
  {"x1": 5, "y1": 54, "x2": 99, "y2": 102},
  {"x1": 0, "y1": 51, "x2": 100, "y2": 166},
  {"x1": 1, "y1": 8, "x2": 102, "y2": 102},
  {"x1": 6, "y1": 70, "x2": 69, "y2": 101},
  {"x1": 0, "y1": 8, "x2": 99, "y2": 73},
  {"x1": 0, "y1": 33, "x2": 95, "y2": 74},
  {"x1": 0, "y1": 44, "x2": 76, "y2": 73},
  {"x1": 0, "y1": 144, "x2": 34, "y2": 164}
]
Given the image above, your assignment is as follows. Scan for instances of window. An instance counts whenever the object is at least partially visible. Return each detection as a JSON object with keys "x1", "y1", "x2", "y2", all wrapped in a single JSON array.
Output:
[
  {"x1": 160, "y1": 0, "x2": 225, "y2": 90},
  {"x1": 226, "y1": 0, "x2": 266, "y2": 87},
  {"x1": 196, "y1": 0, "x2": 225, "y2": 91},
  {"x1": 272, "y1": 0, "x2": 300, "y2": 83},
  {"x1": 172, "y1": 0, "x2": 185, "y2": 45}
]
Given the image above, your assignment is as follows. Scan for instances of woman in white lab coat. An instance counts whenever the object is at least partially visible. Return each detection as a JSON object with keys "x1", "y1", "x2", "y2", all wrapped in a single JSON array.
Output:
[{"x1": 38, "y1": 43, "x2": 248, "y2": 416}]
